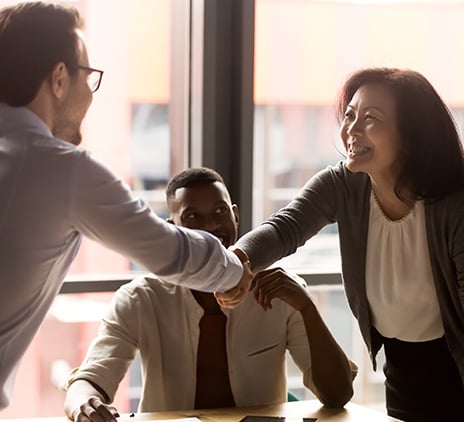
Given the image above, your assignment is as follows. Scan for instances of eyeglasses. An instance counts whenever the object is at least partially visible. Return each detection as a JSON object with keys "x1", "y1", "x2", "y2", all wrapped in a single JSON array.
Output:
[{"x1": 76, "y1": 65, "x2": 104, "y2": 93}]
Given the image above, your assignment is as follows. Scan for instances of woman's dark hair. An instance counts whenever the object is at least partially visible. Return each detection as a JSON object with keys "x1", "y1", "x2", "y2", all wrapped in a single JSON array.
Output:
[
  {"x1": 336, "y1": 67, "x2": 464, "y2": 199},
  {"x1": 0, "y1": 1, "x2": 83, "y2": 106}
]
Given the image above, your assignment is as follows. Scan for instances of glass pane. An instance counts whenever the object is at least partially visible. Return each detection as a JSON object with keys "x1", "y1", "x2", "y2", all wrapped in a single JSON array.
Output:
[
  {"x1": 285, "y1": 285, "x2": 387, "y2": 410},
  {"x1": 68, "y1": 0, "x2": 179, "y2": 276},
  {"x1": 1, "y1": 292, "x2": 132, "y2": 417},
  {"x1": 0, "y1": 0, "x2": 183, "y2": 276},
  {"x1": 254, "y1": 0, "x2": 464, "y2": 274}
]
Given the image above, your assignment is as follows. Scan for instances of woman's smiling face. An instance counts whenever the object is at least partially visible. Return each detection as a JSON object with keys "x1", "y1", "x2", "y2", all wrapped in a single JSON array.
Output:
[{"x1": 340, "y1": 83, "x2": 405, "y2": 181}]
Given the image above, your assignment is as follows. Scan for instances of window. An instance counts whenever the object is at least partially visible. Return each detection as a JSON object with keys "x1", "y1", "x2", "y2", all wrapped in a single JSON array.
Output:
[
  {"x1": 253, "y1": 0, "x2": 464, "y2": 273},
  {"x1": 67, "y1": 0, "x2": 186, "y2": 276}
]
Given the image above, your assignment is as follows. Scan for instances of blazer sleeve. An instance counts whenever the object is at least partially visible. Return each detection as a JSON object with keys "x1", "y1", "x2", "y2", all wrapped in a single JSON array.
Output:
[{"x1": 63, "y1": 284, "x2": 143, "y2": 402}]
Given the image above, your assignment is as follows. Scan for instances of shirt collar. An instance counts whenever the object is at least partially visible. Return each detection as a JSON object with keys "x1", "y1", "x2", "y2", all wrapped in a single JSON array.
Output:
[{"x1": 0, "y1": 102, "x2": 53, "y2": 138}]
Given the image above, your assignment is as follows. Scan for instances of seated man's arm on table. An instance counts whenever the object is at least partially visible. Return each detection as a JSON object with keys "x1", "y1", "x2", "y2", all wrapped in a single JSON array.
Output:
[
  {"x1": 63, "y1": 282, "x2": 142, "y2": 421},
  {"x1": 252, "y1": 268, "x2": 357, "y2": 408},
  {"x1": 64, "y1": 379, "x2": 118, "y2": 422}
]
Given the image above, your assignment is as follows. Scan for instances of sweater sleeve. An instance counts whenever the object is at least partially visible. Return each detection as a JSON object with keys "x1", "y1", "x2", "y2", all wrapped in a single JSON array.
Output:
[
  {"x1": 451, "y1": 198, "x2": 464, "y2": 310},
  {"x1": 236, "y1": 165, "x2": 340, "y2": 272}
]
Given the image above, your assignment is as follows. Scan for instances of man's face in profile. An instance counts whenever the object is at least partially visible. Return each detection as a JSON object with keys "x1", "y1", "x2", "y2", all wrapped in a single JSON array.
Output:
[
  {"x1": 53, "y1": 30, "x2": 93, "y2": 146},
  {"x1": 168, "y1": 181, "x2": 239, "y2": 248}
]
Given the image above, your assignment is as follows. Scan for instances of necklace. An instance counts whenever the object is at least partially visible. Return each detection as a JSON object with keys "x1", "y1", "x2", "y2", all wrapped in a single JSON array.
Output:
[{"x1": 371, "y1": 189, "x2": 414, "y2": 222}]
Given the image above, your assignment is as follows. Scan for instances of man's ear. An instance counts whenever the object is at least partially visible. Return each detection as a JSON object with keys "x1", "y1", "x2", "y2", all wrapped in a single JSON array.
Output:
[
  {"x1": 232, "y1": 204, "x2": 239, "y2": 225},
  {"x1": 49, "y1": 62, "x2": 69, "y2": 100}
]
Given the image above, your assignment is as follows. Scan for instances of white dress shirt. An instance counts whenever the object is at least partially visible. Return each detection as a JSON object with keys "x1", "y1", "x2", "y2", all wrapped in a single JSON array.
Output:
[
  {"x1": 64, "y1": 275, "x2": 313, "y2": 411},
  {"x1": 0, "y1": 103, "x2": 242, "y2": 410}
]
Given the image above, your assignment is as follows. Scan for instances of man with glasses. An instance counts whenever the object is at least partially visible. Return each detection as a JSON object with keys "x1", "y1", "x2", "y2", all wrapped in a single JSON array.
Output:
[
  {"x1": 74, "y1": 65, "x2": 104, "y2": 94},
  {"x1": 0, "y1": 1, "x2": 251, "y2": 410}
]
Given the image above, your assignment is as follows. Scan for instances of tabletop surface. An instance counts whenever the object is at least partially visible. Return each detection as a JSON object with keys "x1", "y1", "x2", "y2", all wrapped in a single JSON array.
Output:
[{"x1": 0, "y1": 400, "x2": 402, "y2": 422}]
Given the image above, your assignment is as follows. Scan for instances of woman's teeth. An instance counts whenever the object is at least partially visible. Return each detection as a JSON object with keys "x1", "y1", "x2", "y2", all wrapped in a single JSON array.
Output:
[{"x1": 349, "y1": 145, "x2": 370, "y2": 156}]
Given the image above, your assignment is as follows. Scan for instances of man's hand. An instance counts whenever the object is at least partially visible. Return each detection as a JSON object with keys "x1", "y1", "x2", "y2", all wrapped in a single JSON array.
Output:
[
  {"x1": 252, "y1": 267, "x2": 311, "y2": 311},
  {"x1": 64, "y1": 379, "x2": 119, "y2": 422},
  {"x1": 214, "y1": 248, "x2": 253, "y2": 309},
  {"x1": 71, "y1": 395, "x2": 119, "y2": 422}
]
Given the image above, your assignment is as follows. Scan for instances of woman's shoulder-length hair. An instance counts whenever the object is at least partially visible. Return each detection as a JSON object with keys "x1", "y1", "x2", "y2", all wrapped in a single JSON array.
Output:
[{"x1": 336, "y1": 67, "x2": 464, "y2": 200}]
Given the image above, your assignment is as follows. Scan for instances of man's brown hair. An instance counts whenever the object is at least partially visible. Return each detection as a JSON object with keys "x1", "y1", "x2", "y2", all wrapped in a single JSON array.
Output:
[{"x1": 0, "y1": 1, "x2": 83, "y2": 106}]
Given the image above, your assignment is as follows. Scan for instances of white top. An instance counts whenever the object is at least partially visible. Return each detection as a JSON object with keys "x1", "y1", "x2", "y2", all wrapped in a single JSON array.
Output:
[
  {"x1": 64, "y1": 276, "x2": 313, "y2": 411},
  {"x1": 0, "y1": 103, "x2": 242, "y2": 410},
  {"x1": 365, "y1": 192, "x2": 444, "y2": 342}
]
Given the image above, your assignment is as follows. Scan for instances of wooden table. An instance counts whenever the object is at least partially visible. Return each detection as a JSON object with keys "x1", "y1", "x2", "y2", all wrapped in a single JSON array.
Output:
[{"x1": 0, "y1": 400, "x2": 402, "y2": 421}]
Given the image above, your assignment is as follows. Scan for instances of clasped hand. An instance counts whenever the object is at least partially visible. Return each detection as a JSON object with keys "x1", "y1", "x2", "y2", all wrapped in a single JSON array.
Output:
[
  {"x1": 215, "y1": 248, "x2": 311, "y2": 312},
  {"x1": 214, "y1": 248, "x2": 253, "y2": 309}
]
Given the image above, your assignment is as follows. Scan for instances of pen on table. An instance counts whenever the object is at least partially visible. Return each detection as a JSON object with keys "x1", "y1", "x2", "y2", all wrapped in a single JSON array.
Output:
[{"x1": 114, "y1": 412, "x2": 133, "y2": 420}]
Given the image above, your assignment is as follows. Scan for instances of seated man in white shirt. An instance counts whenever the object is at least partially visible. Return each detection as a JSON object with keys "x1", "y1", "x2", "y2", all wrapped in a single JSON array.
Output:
[{"x1": 63, "y1": 167, "x2": 356, "y2": 422}]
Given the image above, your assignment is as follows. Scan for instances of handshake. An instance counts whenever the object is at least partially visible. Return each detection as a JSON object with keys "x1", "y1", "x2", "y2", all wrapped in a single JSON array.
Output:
[{"x1": 214, "y1": 248, "x2": 253, "y2": 309}]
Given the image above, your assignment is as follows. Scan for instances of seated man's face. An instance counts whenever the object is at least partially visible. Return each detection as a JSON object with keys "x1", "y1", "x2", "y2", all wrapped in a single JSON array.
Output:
[{"x1": 168, "y1": 181, "x2": 239, "y2": 248}]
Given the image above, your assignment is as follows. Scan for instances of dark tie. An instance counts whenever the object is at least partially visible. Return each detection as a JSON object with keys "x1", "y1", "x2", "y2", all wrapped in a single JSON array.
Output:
[{"x1": 192, "y1": 290, "x2": 235, "y2": 409}]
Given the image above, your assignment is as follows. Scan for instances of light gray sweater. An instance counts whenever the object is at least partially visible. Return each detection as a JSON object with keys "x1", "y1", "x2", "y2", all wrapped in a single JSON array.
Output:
[{"x1": 236, "y1": 161, "x2": 464, "y2": 380}]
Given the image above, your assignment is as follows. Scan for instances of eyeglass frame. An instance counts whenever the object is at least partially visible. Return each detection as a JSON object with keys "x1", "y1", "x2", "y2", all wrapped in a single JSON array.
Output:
[{"x1": 73, "y1": 65, "x2": 104, "y2": 93}]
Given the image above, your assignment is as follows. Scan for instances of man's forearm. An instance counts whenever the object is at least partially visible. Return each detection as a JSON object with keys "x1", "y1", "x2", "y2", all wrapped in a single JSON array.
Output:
[{"x1": 300, "y1": 303, "x2": 354, "y2": 407}]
